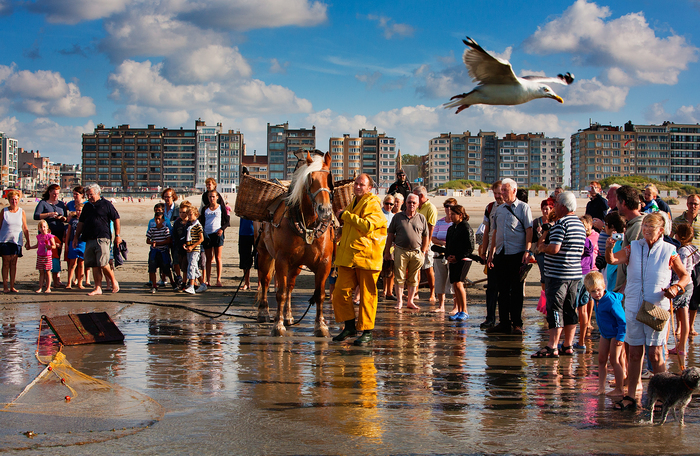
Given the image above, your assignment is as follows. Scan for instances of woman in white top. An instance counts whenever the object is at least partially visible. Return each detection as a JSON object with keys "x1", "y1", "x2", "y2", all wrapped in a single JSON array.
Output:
[
  {"x1": 0, "y1": 190, "x2": 31, "y2": 292},
  {"x1": 198, "y1": 190, "x2": 230, "y2": 287}
]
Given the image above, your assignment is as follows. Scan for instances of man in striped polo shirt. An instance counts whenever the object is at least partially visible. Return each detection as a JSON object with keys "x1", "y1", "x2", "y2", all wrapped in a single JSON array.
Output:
[{"x1": 533, "y1": 191, "x2": 587, "y2": 358}]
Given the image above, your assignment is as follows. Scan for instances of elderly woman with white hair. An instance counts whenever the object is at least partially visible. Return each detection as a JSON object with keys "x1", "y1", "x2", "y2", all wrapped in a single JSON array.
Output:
[{"x1": 533, "y1": 191, "x2": 587, "y2": 358}]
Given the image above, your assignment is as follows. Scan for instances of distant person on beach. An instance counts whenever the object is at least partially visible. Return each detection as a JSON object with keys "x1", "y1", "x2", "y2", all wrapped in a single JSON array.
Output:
[
  {"x1": 388, "y1": 170, "x2": 412, "y2": 210},
  {"x1": 0, "y1": 190, "x2": 31, "y2": 293},
  {"x1": 199, "y1": 190, "x2": 229, "y2": 288},
  {"x1": 28, "y1": 220, "x2": 57, "y2": 293},
  {"x1": 34, "y1": 184, "x2": 67, "y2": 287},
  {"x1": 73, "y1": 183, "x2": 122, "y2": 296}
]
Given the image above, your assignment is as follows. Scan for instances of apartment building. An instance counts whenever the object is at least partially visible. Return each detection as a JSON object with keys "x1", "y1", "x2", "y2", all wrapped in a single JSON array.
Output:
[
  {"x1": 267, "y1": 123, "x2": 315, "y2": 180},
  {"x1": 0, "y1": 133, "x2": 18, "y2": 187},
  {"x1": 328, "y1": 128, "x2": 396, "y2": 188},
  {"x1": 17, "y1": 149, "x2": 60, "y2": 193},
  {"x1": 58, "y1": 164, "x2": 81, "y2": 190},
  {"x1": 241, "y1": 152, "x2": 269, "y2": 181},
  {"x1": 219, "y1": 129, "x2": 244, "y2": 190},
  {"x1": 195, "y1": 120, "x2": 223, "y2": 189},
  {"x1": 497, "y1": 133, "x2": 564, "y2": 188}
]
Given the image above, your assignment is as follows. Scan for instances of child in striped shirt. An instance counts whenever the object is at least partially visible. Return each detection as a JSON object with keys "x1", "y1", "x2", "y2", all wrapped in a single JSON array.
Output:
[
  {"x1": 183, "y1": 206, "x2": 205, "y2": 294},
  {"x1": 147, "y1": 212, "x2": 176, "y2": 293}
]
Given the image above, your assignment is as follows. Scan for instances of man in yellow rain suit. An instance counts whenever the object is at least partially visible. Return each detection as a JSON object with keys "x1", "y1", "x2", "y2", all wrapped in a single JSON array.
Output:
[{"x1": 332, "y1": 173, "x2": 387, "y2": 346}]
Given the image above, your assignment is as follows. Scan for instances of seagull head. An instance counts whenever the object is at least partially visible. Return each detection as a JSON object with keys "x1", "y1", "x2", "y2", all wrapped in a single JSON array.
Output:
[{"x1": 540, "y1": 85, "x2": 564, "y2": 103}]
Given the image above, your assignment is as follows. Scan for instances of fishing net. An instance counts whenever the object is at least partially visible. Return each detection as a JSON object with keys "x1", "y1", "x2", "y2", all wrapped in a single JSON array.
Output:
[{"x1": 0, "y1": 324, "x2": 163, "y2": 450}]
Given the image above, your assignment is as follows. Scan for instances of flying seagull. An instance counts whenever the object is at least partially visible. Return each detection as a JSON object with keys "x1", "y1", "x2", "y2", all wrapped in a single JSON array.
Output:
[{"x1": 444, "y1": 36, "x2": 574, "y2": 114}]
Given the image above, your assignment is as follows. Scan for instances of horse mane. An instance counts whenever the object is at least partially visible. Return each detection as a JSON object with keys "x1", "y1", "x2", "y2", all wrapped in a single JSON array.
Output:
[{"x1": 286, "y1": 154, "x2": 326, "y2": 208}]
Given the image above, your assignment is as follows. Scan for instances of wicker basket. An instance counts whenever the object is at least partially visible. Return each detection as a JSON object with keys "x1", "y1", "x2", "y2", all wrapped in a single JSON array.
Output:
[
  {"x1": 333, "y1": 179, "x2": 354, "y2": 213},
  {"x1": 234, "y1": 174, "x2": 287, "y2": 221}
]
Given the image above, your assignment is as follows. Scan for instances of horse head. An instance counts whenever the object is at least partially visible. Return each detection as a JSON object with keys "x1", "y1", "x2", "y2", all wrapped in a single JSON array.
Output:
[{"x1": 305, "y1": 151, "x2": 333, "y2": 222}]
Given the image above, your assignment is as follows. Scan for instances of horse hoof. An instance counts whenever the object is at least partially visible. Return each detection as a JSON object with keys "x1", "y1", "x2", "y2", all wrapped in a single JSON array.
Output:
[
  {"x1": 271, "y1": 325, "x2": 287, "y2": 337},
  {"x1": 284, "y1": 319, "x2": 295, "y2": 327},
  {"x1": 257, "y1": 314, "x2": 270, "y2": 323},
  {"x1": 314, "y1": 325, "x2": 330, "y2": 338}
]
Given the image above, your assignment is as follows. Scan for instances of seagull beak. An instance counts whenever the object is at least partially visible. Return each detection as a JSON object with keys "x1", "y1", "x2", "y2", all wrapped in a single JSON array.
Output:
[{"x1": 553, "y1": 95, "x2": 564, "y2": 104}]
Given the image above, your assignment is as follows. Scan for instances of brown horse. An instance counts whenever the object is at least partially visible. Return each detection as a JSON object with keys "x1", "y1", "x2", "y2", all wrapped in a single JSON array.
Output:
[{"x1": 255, "y1": 151, "x2": 335, "y2": 337}]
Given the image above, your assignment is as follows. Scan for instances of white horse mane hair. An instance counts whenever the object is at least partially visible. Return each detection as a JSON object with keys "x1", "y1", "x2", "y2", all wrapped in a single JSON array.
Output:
[{"x1": 286, "y1": 155, "x2": 326, "y2": 208}]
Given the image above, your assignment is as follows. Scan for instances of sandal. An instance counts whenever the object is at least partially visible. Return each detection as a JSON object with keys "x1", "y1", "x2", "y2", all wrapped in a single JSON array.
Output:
[
  {"x1": 531, "y1": 346, "x2": 559, "y2": 358},
  {"x1": 613, "y1": 396, "x2": 637, "y2": 411},
  {"x1": 668, "y1": 347, "x2": 679, "y2": 355},
  {"x1": 560, "y1": 345, "x2": 574, "y2": 356}
]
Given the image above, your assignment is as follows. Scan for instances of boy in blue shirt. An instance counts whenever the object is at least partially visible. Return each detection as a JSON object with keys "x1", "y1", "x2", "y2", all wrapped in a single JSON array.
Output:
[{"x1": 584, "y1": 271, "x2": 626, "y2": 397}]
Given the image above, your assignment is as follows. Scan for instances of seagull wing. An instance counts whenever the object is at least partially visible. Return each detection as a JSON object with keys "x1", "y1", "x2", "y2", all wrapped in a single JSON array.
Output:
[
  {"x1": 462, "y1": 37, "x2": 519, "y2": 85},
  {"x1": 520, "y1": 73, "x2": 575, "y2": 86}
]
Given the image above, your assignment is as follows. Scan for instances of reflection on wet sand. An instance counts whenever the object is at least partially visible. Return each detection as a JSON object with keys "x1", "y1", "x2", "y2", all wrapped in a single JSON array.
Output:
[{"x1": 2, "y1": 294, "x2": 700, "y2": 454}]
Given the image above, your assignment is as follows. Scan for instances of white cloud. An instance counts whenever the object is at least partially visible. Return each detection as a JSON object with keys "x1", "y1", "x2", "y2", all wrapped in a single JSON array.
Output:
[
  {"x1": 0, "y1": 116, "x2": 94, "y2": 163},
  {"x1": 108, "y1": 59, "x2": 312, "y2": 115},
  {"x1": 0, "y1": 66, "x2": 95, "y2": 117},
  {"x1": 179, "y1": 0, "x2": 327, "y2": 31},
  {"x1": 644, "y1": 101, "x2": 700, "y2": 125},
  {"x1": 269, "y1": 58, "x2": 288, "y2": 74},
  {"x1": 161, "y1": 45, "x2": 252, "y2": 84},
  {"x1": 365, "y1": 14, "x2": 414, "y2": 39},
  {"x1": 561, "y1": 77, "x2": 628, "y2": 111},
  {"x1": 26, "y1": 0, "x2": 132, "y2": 24},
  {"x1": 524, "y1": 0, "x2": 698, "y2": 85},
  {"x1": 100, "y1": 12, "x2": 226, "y2": 63}
]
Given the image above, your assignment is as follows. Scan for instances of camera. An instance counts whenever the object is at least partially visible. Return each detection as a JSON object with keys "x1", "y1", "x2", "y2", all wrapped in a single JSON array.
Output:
[
  {"x1": 541, "y1": 223, "x2": 551, "y2": 231},
  {"x1": 612, "y1": 233, "x2": 623, "y2": 241}
]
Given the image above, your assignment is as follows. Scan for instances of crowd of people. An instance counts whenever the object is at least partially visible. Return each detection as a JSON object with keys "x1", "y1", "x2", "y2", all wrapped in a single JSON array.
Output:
[
  {"x1": 0, "y1": 180, "x2": 234, "y2": 296},
  {"x1": 1, "y1": 171, "x2": 699, "y2": 406}
]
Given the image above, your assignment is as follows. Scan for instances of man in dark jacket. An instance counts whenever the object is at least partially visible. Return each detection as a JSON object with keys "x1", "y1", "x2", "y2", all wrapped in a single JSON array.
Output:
[{"x1": 388, "y1": 170, "x2": 412, "y2": 210}]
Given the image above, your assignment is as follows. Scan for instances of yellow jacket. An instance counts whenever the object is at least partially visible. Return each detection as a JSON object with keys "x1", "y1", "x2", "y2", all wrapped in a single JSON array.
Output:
[{"x1": 336, "y1": 192, "x2": 387, "y2": 271}]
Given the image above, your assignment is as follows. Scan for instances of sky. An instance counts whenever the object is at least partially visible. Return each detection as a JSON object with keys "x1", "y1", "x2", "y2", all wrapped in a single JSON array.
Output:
[{"x1": 1, "y1": 0, "x2": 699, "y2": 184}]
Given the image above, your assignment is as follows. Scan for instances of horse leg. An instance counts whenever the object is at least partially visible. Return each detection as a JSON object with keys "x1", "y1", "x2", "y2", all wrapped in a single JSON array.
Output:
[
  {"x1": 313, "y1": 263, "x2": 331, "y2": 338},
  {"x1": 272, "y1": 263, "x2": 290, "y2": 337},
  {"x1": 284, "y1": 268, "x2": 302, "y2": 326},
  {"x1": 255, "y1": 246, "x2": 274, "y2": 323}
]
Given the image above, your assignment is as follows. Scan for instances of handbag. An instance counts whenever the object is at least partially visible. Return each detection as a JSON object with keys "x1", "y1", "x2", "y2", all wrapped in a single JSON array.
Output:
[{"x1": 635, "y1": 250, "x2": 670, "y2": 331}]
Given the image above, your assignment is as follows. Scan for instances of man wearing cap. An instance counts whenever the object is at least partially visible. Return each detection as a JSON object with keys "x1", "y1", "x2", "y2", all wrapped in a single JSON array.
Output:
[{"x1": 389, "y1": 170, "x2": 412, "y2": 210}]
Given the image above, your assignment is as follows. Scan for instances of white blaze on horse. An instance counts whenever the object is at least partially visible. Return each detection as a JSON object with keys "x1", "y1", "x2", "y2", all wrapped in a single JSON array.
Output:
[{"x1": 255, "y1": 151, "x2": 335, "y2": 337}]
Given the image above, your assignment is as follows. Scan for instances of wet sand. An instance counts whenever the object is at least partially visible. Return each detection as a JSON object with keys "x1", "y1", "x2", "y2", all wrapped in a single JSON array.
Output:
[{"x1": 1, "y1": 194, "x2": 698, "y2": 454}]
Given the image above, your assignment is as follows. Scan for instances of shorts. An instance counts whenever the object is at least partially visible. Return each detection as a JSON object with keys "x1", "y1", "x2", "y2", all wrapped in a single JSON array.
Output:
[
  {"x1": 148, "y1": 249, "x2": 172, "y2": 273},
  {"x1": 394, "y1": 246, "x2": 423, "y2": 287},
  {"x1": 449, "y1": 260, "x2": 472, "y2": 284},
  {"x1": 205, "y1": 232, "x2": 225, "y2": 249},
  {"x1": 187, "y1": 250, "x2": 202, "y2": 280},
  {"x1": 0, "y1": 242, "x2": 21, "y2": 257},
  {"x1": 327, "y1": 267, "x2": 338, "y2": 285},
  {"x1": 36, "y1": 255, "x2": 52, "y2": 271},
  {"x1": 545, "y1": 276, "x2": 580, "y2": 329},
  {"x1": 625, "y1": 308, "x2": 668, "y2": 346},
  {"x1": 51, "y1": 258, "x2": 61, "y2": 273},
  {"x1": 84, "y1": 238, "x2": 111, "y2": 268}
]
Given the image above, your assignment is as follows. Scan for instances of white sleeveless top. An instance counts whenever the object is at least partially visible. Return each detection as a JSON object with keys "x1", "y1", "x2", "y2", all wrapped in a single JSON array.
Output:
[
  {"x1": 0, "y1": 208, "x2": 24, "y2": 245},
  {"x1": 204, "y1": 205, "x2": 222, "y2": 235}
]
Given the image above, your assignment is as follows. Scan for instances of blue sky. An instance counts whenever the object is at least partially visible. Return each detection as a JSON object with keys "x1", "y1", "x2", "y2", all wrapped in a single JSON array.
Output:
[{"x1": 1, "y1": 0, "x2": 699, "y2": 180}]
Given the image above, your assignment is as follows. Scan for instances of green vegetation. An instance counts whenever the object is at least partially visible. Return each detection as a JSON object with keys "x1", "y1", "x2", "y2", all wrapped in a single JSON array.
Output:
[
  {"x1": 599, "y1": 176, "x2": 699, "y2": 197},
  {"x1": 440, "y1": 179, "x2": 490, "y2": 191},
  {"x1": 401, "y1": 154, "x2": 423, "y2": 166}
]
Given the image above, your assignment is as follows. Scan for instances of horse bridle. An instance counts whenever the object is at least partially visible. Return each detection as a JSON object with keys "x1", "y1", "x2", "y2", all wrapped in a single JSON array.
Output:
[{"x1": 306, "y1": 169, "x2": 334, "y2": 206}]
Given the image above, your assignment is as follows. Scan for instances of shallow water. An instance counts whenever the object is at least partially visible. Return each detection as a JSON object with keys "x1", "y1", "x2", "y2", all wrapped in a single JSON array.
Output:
[{"x1": 2, "y1": 293, "x2": 700, "y2": 454}]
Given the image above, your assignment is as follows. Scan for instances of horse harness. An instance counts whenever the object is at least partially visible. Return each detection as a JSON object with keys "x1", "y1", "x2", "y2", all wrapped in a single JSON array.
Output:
[{"x1": 270, "y1": 168, "x2": 334, "y2": 245}]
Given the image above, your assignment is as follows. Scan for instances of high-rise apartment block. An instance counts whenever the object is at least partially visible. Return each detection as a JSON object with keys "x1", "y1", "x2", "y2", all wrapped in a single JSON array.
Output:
[
  {"x1": 328, "y1": 128, "x2": 396, "y2": 189},
  {"x1": 569, "y1": 121, "x2": 697, "y2": 190},
  {"x1": 267, "y1": 123, "x2": 315, "y2": 180},
  {"x1": 82, "y1": 121, "x2": 245, "y2": 191},
  {"x1": 0, "y1": 133, "x2": 18, "y2": 188},
  {"x1": 427, "y1": 131, "x2": 562, "y2": 189}
]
